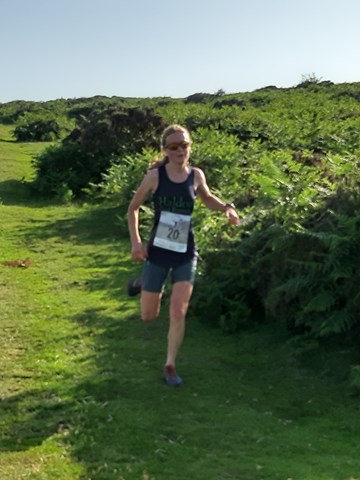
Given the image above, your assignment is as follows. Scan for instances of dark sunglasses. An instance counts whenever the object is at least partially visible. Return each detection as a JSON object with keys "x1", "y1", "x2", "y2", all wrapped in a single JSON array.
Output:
[{"x1": 165, "y1": 142, "x2": 191, "y2": 151}]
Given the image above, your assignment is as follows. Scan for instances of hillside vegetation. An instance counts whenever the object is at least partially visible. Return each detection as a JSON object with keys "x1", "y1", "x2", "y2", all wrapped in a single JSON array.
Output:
[
  {"x1": 1, "y1": 89, "x2": 360, "y2": 479},
  {"x1": 1, "y1": 80, "x2": 360, "y2": 346}
]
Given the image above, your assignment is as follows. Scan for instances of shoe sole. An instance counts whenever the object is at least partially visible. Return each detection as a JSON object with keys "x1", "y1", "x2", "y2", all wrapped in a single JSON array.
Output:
[{"x1": 127, "y1": 279, "x2": 141, "y2": 297}]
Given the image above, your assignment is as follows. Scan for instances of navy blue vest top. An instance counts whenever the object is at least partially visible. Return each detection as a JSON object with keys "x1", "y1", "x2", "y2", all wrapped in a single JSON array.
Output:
[{"x1": 147, "y1": 164, "x2": 196, "y2": 267}]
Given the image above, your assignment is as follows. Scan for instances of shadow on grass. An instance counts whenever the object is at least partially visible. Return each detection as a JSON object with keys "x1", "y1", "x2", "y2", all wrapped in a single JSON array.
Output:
[
  {"x1": 2, "y1": 305, "x2": 360, "y2": 479},
  {"x1": 0, "y1": 180, "x2": 64, "y2": 208},
  {"x1": 3, "y1": 203, "x2": 360, "y2": 479},
  {"x1": 2, "y1": 303, "x2": 360, "y2": 479},
  {"x1": 0, "y1": 201, "x2": 163, "y2": 475},
  {"x1": 0, "y1": 388, "x2": 76, "y2": 452},
  {"x1": 17, "y1": 202, "x2": 129, "y2": 244},
  {"x1": 0, "y1": 306, "x2": 172, "y2": 478},
  {"x1": 0, "y1": 180, "x2": 35, "y2": 205}
]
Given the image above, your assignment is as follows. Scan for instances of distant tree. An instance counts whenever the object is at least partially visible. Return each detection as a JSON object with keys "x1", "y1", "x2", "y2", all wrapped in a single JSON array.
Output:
[{"x1": 296, "y1": 73, "x2": 323, "y2": 89}]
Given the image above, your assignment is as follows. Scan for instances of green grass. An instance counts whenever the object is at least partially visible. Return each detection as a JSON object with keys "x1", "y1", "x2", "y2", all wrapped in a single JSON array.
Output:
[{"x1": 1, "y1": 124, "x2": 360, "y2": 480}]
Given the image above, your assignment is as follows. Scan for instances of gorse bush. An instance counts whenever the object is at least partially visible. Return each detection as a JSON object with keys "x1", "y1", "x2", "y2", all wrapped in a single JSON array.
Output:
[
  {"x1": 31, "y1": 142, "x2": 108, "y2": 199},
  {"x1": 13, "y1": 118, "x2": 60, "y2": 142},
  {"x1": 31, "y1": 106, "x2": 166, "y2": 198}
]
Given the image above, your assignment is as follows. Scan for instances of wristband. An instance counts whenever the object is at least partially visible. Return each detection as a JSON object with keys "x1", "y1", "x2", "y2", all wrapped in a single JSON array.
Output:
[{"x1": 224, "y1": 202, "x2": 235, "y2": 211}]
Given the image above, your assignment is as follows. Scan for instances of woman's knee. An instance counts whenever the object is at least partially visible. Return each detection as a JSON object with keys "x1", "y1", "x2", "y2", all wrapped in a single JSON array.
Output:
[
  {"x1": 170, "y1": 282, "x2": 193, "y2": 319},
  {"x1": 170, "y1": 298, "x2": 190, "y2": 321},
  {"x1": 170, "y1": 296, "x2": 189, "y2": 322},
  {"x1": 140, "y1": 291, "x2": 162, "y2": 322},
  {"x1": 141, "y1": 309, "x2": 159, "y2": 322}
]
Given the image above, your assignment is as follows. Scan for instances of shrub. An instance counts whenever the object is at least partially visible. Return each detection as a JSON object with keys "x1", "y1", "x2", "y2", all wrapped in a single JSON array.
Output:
[
  {"x1": 32, "y1": 107, "x2": 166, "y2": 197},
  {"x1": 93, "y1": 148, "x2": 158, "y2": 209},
  {"x1": 192, "y1": 152, "x2": 360, "y2": 338},
  {"x1": 31, "y1": 143, "x2": 92, "y2": 198},
  {"x1": 16, "y1": 82, "x2": 360, "y2": 344},
  {"x1": 14, "y1": 119, "x2": 60, "y2": 141}
]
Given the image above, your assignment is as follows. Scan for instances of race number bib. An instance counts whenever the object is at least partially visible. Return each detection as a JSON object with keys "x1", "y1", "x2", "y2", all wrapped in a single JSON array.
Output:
[{"x1": 153, "y1": 211, "x2": 191, "y2": 253}]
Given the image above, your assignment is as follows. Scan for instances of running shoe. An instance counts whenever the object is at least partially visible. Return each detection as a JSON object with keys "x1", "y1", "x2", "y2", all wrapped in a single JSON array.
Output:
[
  {"x1": 164, "y1": 365, "x2": 183, "y2": 386},
  {"x1": 127, "y1": 278, "x2": 141, "y2": 297}
]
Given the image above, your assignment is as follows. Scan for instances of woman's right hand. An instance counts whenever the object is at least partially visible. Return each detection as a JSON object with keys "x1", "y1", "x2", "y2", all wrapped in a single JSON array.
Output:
[{"x1": 131, "y1": 241, "x2": 147, "y2": 262}]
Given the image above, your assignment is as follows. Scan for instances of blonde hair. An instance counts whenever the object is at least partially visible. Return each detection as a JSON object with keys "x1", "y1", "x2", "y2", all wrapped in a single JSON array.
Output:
[
  {"x1": 160, "y1": 124, "x2": 191, "y2": 147},
  {"x1": 149, "y1": 124, "x2": 192, "y2": 170}
]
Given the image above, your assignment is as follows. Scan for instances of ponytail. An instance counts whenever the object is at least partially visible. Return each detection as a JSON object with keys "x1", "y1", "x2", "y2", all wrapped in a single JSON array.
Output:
[{"x1": 149, "y1": 156, "x2": 169, "y2": 170}]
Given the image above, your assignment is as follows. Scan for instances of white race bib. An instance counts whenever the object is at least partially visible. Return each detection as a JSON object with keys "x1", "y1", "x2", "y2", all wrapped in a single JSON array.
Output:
[{"x1": 153, "y1": 211, "x2": 191, "y2": 253}]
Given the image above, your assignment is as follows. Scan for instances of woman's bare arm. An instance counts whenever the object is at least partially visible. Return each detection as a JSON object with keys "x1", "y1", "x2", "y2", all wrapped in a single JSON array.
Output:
[
  {"x1": 127, "y1": 169, "x2": 158, "y2": 260},
  {"x1": 194, "y1": 167, "x2": 239, "y2": 224}
]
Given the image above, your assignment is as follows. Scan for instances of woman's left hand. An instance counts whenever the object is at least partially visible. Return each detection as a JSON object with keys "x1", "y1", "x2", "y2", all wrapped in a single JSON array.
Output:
[{"x1": 225, "y1": 207, "x2": 240, "y2": 225}]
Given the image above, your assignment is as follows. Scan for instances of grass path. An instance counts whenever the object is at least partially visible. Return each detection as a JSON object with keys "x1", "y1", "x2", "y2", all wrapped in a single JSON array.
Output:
[{"x1": 1, "y1": 125, "x2": 360, "y2": 480}]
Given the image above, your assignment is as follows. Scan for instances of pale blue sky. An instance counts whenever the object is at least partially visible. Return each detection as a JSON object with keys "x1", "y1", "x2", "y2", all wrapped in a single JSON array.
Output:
[{"x1": 1, "y1": 0, "x2": 359, "y2": 102}]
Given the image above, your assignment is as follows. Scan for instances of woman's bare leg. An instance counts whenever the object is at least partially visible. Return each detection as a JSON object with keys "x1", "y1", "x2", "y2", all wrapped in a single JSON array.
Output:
[
  {"x1": 166, "y1": 281, "x2": 193, "y2": 367},
  {"x1": 140, "y1": 290, "x2": 163, "y2": 322}
]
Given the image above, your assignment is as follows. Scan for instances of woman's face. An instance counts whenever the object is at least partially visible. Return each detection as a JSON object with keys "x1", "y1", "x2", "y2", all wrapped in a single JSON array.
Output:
[{"x1": 163, "y1": 130, "x2": 191, "y2": 166}]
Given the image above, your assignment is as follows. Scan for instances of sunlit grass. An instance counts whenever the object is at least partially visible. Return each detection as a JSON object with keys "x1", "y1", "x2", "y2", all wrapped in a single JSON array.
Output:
[{"x1": 1, "y1": 127, "x2": 360, "y2": 479}]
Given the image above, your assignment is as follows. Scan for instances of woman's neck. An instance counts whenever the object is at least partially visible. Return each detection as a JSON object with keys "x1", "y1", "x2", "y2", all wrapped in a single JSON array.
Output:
[{"x1": 165, "y1": 161, "x2": 190, "y2": 181}]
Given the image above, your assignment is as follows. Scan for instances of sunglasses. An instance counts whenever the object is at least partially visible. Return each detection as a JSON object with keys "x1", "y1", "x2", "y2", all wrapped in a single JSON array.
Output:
[{"x1": 165, "y1": 142, "x2": 191, "y2": 151}]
